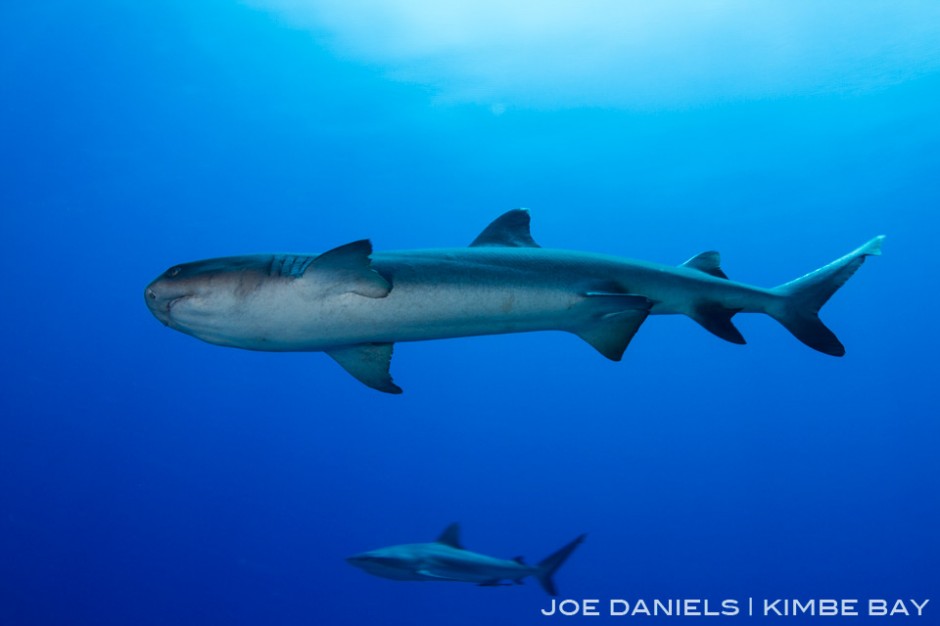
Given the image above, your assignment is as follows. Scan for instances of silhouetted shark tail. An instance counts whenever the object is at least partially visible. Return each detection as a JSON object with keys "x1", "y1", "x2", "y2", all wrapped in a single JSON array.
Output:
[
  {"x1": 535, "y1": 534, "x2": 586, "y2": 596},
  {"x1": 768, "y1": 236, "x2": 884, "y2": 356}
]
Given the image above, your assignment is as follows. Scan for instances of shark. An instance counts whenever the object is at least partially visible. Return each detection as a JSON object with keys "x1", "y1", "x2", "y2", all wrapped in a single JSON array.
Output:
[
  {"x1": 145, "y1": 209, "x2": 884, "y2": 393},
  {"x1": 346, "y1": 523, "x2": 586, "y2": 595}
]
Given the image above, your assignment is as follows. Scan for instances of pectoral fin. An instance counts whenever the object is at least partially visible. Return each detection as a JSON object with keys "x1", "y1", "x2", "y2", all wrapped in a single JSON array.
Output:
[
  {"x1": 310, "y1": 240, "x2": 392, "y2": 298},
  {"x1": 326, "y1": 343, "x2": 402, "y2": 394},
  {"x1": 417, "y1": 569, "x2": 464, "y2": 581}
]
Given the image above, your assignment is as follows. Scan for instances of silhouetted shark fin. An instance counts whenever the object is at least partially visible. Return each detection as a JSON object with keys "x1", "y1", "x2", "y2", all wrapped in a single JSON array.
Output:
[
  {"x1": 436, "y1": 523, "x2": 464, "y2": 549},
  {"x1": 681, "y1": 251, "x2": 728, "y2": 279},
  {"x1": 470, "y1": 209, "x2": 541, "y2": 248},
  {"x1": 310, "y1": 239, "x2": 392, "y2": 298},
  {"x1": 768, "y1": 236, "x2": 884, "y2": 356},
  {"x1": 690, "y1": 304, "x2": 746, "y2": 344},
  {"x1": 536, "y1": 534, "x2": 586, "y2": 597},
  {"x1": 513, "y1": 556, "x2": 526, "y2": 565},
  {"x1": 326, "y1": 343, "x2": 402, "y2": 394},
  {"x1": 574, "y1": 293, "x2": 651, "y2": 360}
]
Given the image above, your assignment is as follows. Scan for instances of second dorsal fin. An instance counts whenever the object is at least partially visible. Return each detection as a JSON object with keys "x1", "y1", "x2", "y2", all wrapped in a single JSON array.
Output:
[
  {"x1": 470, "y1": 209, "x2": 541, "y2": 248},
  {"x1": 680, "y1": 251, "x2": 728, "y2": 279}
]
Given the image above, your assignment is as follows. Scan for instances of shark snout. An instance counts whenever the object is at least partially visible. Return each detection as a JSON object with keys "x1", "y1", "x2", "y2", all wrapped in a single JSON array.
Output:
[
  {"x1": 345, "y1": 554, "x2": 376, "y2": 566},
  {"x1": 145, "y1": 277, "x2": 192, "y2": 325},
  {"x1": 346, "y1": 554, "x2": 375, "y2": 573},
  {"x1": 346, "y1": 553, "x2": 403, "y2": 574}
]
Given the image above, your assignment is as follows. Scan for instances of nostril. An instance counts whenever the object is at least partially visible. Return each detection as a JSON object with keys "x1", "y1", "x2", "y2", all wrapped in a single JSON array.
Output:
[{"x1": 147, "y1": 288, "x2": 156, "y2": 300}]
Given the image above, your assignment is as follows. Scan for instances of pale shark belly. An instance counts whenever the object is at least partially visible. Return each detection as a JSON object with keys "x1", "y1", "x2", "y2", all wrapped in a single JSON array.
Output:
[{"x1": 231, "y1": 271, "x2": 583, "y2": 351}]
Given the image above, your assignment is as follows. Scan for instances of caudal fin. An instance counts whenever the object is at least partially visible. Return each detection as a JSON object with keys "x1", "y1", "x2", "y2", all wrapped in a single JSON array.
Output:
[
  {"x1": 769, "y1": 236, "x2": 884, "y2": 356},
  {"x1": 534, "y1": 534, "x2": 586, "y2": 596}
]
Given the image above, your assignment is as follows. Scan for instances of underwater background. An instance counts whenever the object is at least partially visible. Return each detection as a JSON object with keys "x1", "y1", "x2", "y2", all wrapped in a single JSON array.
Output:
[{"x1": 2, "y1": 1, "x2": 938, "y2": 624}]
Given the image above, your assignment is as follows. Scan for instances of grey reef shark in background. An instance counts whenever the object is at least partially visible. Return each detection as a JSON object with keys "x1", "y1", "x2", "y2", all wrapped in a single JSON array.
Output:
[
  {"x1": 346, "y1": 523, "x2": 586, "y2": 596},
  {"x1": 146, "y1": 209, "x2": 884, "y2": 393}
]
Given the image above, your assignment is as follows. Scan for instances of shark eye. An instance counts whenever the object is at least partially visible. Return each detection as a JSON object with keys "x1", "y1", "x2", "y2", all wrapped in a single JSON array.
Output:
[{"x1": 167, "y1": 266, "x2": 181, "y2": 277}]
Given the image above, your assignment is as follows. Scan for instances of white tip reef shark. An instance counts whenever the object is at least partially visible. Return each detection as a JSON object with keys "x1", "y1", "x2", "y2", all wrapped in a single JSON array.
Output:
[
  {"x1": 145, "y1": 209, "x2": 884, "y2": 393},
  {"x1": 346, "y1": 523, "x2": 586, "y2": 595}
]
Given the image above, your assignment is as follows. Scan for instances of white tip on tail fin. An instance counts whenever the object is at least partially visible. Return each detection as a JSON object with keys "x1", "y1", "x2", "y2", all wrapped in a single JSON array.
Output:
[
  {"x1": 769, "y1": 236, "x2": 885, "y2": 356},
  {"x1": 861, "y1": 235, "x2": 885, "y2": 257}
]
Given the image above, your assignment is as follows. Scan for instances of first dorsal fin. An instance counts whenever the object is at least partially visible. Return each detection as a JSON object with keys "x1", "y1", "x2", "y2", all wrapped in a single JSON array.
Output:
[
  {"x1": 470, "y1": 209, "x2": 541, "y2": 248},
  {"x1": 681, "y1": 251, "x2": 728, "y2": 279},
  {"x1": 436, "y1": 523, "x2": 464, "y2": 549}
]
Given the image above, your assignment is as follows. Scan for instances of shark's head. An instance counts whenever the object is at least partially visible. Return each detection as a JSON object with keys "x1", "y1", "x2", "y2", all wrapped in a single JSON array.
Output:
[
  {"x1": 346, "y1": 548, "x2": 422, "y2": 581},
  {"x1": 144, "y1": 256, "x2": 268, "y2": 345}
]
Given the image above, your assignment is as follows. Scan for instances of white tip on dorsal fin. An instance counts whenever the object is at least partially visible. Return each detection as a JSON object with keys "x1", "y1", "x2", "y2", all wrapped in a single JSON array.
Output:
[
  {"x1": 436, "y1": 523, "x2": 464, "y2": 549},
  {"x1": 470, "y1": 209, "x2": 541, "y2": 248},
  {"x1": 680, "y1": 251, "x2": 728, "y2": 279}
]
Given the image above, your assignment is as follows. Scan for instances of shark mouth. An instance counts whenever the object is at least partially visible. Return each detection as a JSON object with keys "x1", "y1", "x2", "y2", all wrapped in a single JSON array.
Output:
[
  {"x1": 163, "y1": 295, "x2": 192, "y2": 324},
  {"x1": 166, "y1": 295, "x2": 187, "y2": 312},
  {"x1": 149, "y1": 294, "x2": 189, "y2": 327}
]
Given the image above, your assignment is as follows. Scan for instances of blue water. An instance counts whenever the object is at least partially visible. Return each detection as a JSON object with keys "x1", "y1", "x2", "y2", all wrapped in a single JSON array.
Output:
[{"x1": 2, "y1": 2, "x2": 938, "y2": 624}]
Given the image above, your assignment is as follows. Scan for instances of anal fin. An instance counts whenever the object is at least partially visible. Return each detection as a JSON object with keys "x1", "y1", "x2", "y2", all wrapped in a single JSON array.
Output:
[
  {"x1": 326, "y1": 343, "x2": 402, "y2": 394},
  {"x1": 690, "y1": 304, "x2": 745, "y2": 344}
]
